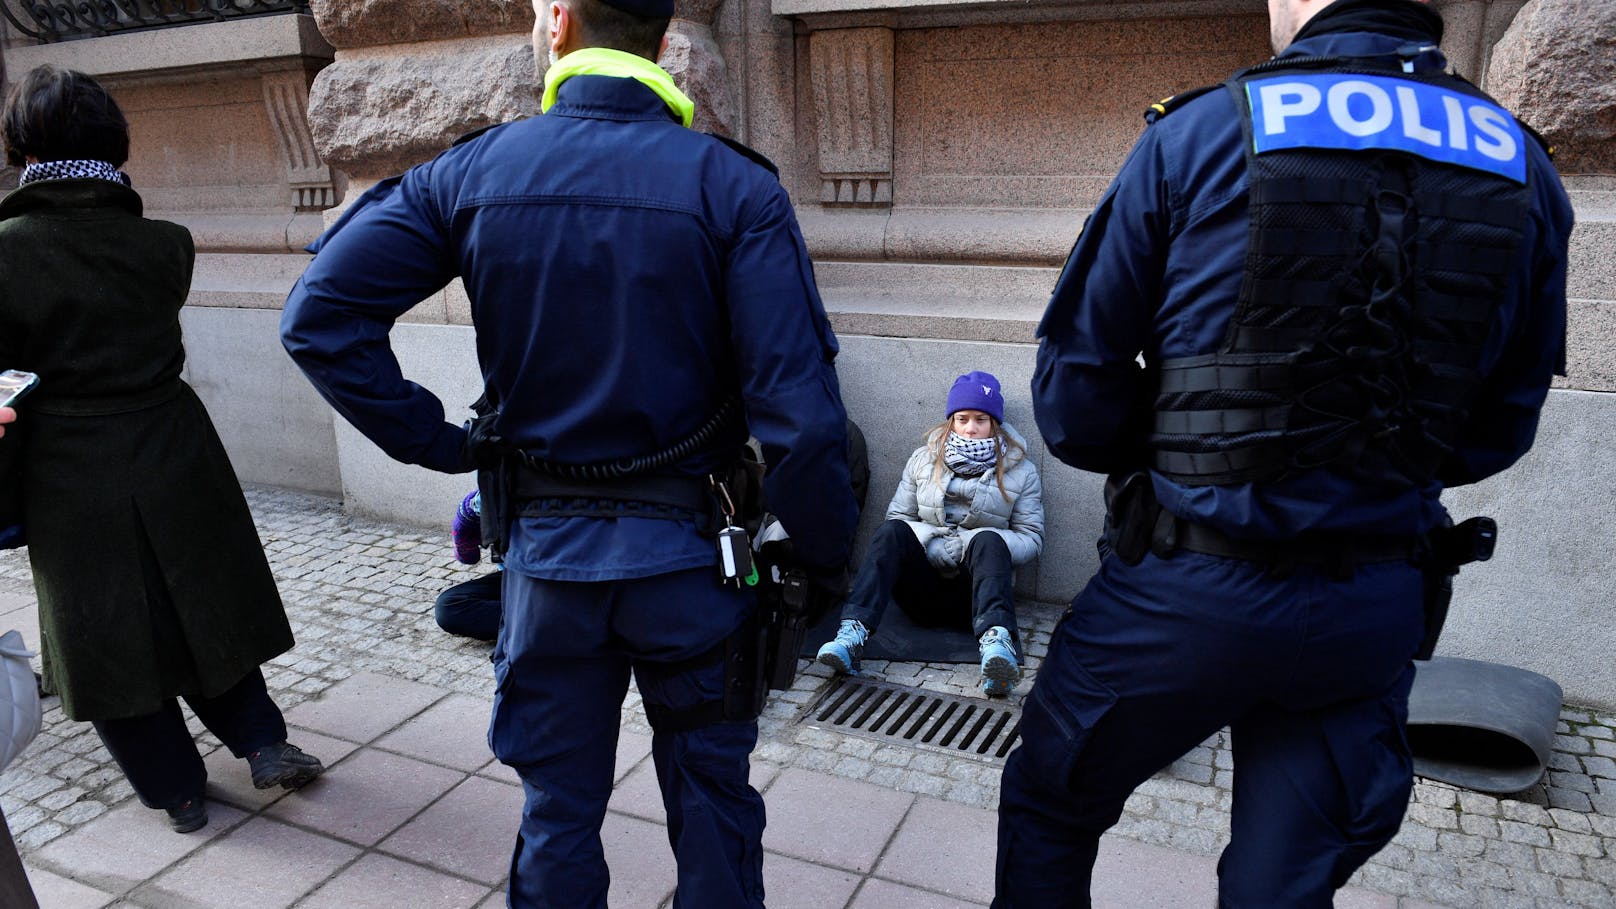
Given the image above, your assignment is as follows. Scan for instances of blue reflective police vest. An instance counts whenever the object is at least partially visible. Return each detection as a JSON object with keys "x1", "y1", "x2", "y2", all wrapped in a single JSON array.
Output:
[
  {"x1": 1149, "y1": 60, "x2": 1533, "y2": 491},
  {"x1": 1030, "y1": 31, "x2": 1573, "y2": 539}
]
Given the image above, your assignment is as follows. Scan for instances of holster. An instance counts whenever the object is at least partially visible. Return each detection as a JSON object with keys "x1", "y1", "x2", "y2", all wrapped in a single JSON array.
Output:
[
  {"x1": 642, "y1": 605, "x2": 772, "y2": 733},
  {"x1": 1414, "y1": 516, "x2": 1497, "y2": 660},
  {"x1": 1103, "y1": 471, "x2": 1158, "y2": 566},
  {"x1": 766, "y1": 568, "x2": 813, "y2": 690},
  {"x1": 477, "y1": 459, "x2": 513, "y2": 562}
]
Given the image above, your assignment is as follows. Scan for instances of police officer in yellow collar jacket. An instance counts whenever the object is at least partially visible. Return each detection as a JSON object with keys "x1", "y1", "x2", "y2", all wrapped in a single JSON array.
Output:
[
  {"x1": 281, "y1": 0, "x2": 857, "y2": 904},
  {"x1": 1001, "y1": 0, "x2": 1572, "y2": 905}
]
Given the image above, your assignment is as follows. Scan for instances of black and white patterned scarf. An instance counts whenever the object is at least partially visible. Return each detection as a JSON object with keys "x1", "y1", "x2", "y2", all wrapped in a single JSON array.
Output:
[
  {"x1": 943, "y1": 432, "x2": 1000, "y2": 478},
  {"x1": 18, "y1": 159, "x2": 131, "y2": 188}
]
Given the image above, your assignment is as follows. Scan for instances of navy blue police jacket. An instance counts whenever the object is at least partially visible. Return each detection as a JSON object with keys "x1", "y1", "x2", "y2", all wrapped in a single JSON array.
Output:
[
  {"x1": 282, "y1": 74, "x2": 857, "y2": 581},
  {"x1": 1031, "y1": 30, "x2": 1574, "y2": 540}
]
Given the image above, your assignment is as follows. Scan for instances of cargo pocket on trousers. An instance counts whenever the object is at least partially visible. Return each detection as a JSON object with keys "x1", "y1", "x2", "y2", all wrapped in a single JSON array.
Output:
[
  {"x1": 1018, "y1": 656, "x2": 1119, "y2": 787},
  {"x1": 487, "y1": 656, "x2": 518, "y2": 762}
]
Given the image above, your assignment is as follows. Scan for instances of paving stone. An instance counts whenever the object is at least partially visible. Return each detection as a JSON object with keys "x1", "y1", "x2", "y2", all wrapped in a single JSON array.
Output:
[
  {"x1": 296, "y1": 853, "x2": 489, "y2": 909},
  {"x1": 762, "y1": 768, "x2": 913, "y2": 873},
  {"x1": 284, "y1": 667, "x2": 448, "y2": 739},
  {"x1": 131, "y1": 816, "x2": 360, "y2": 909},
  {"x1": 1333, "y1": 887, "x2": 1398, "y2": 908},
  {"x1": 1500, "y1": 820, "x2": 1553, "y2": 846},
  {"x1": 264, "y1": 748, "x2": 463, "y2": 846},
  {"x1": 29, "y1": 799, "x2": 249, "y2": 895},
  {"x1": 380, "y1": 776, "x2": 523, "y2": 885},
  {"x1": 1549, "y1": 770, "x2": 1597, "y2": 793},
  {"x1": 1561, "y1": 878, "x2": 1614, "y2": 909},
  {"x1": 850, "y1": 878, "x2": 984, "y2": 909},
  {"x1": 761, "y1": 852, "x2": 861, "y2": 909},
  {"x1": 1556, "y1": 735, "x2": 1594, "y2": 755},
  {"x1": 19, "y1": 864, "x2": 117, "y2": 909},
  {"x1": 373, "y1": 693, "x2": 496, "y2": 772},
  {"x1": 202, "y1": 729, "x2": 359, "y2": 814},
  {"x1": 874, "y1": 796, "x2": 996, "y2": 904},
  {"x1": 1416, "y1": 784, "x2": 1457, "y2": 809},
  {"x1": 1438, "y1": 830, "x2": 1485, "y2": 858},
  {"x1": 1548, "y1": 787, "x2": 1595, "y2": 812},
  {"x1": 1582, "y1": 755, "x2": 1616, "y2": 778},
  {"x1": 1550, "y1": 828, "x2": 1606, "y2": 857},
  {"x1": 1458, "y1": 791, "x2": 1500, "y2": 816},
  {"x1": 1406, "y1": 803, "x2": 1459, "y2": 831},
  {"x1": 600, "y1": 811, "x2": 676, "y2": 908}
]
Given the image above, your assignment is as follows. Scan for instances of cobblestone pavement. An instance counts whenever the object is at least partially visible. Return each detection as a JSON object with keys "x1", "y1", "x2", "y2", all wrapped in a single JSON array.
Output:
[{"x1": 1, "y1": 484, "x2": 1613, "y2": 907}]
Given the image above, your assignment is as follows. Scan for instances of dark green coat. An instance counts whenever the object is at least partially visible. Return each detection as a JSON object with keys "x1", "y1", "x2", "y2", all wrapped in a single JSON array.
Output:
[{"x1": 0, "y1": 179, "x2": 292, "y2": 721}]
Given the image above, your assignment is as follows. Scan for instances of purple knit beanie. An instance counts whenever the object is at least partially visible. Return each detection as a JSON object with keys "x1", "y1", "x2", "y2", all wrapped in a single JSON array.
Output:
[{"x1": 945, "y1": 371, "x2": 1004, "y2": 422}]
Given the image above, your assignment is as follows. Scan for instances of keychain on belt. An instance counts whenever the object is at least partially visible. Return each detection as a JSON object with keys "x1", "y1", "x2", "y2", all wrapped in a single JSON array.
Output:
[{"x1": 712, "y1": 476, "x2": 758, "y2": 589}]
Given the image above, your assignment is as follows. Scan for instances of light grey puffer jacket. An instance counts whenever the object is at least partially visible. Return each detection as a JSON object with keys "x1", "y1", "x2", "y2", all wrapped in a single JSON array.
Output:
[{"x1": 885, "y1": 423, "x2": 1044, "y2": 565}]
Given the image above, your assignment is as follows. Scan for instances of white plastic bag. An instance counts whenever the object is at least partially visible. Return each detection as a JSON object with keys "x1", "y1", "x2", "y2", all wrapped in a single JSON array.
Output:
[{"x1": 0, "y1": 630, "x2": 40, "y2": 773}]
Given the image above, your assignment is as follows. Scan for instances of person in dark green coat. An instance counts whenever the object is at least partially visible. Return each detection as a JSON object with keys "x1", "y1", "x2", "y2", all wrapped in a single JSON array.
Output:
[{"x1": 0, "y1": 66, "x2": 324, "y2": 833}]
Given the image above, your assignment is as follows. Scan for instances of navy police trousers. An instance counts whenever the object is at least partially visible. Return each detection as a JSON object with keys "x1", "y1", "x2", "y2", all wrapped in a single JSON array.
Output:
[
  {"x1": 995, "y1": 550, "x2": 1426, "y2": 908},
  {"x1": 492, "y1": 566, "x2": 764, "y2": 909}
]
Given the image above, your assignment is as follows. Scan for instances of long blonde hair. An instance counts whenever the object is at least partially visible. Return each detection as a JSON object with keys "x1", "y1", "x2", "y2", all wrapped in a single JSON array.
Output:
[{"x1": 929, "y1": 416, "x2": 1025, "y2": 500}]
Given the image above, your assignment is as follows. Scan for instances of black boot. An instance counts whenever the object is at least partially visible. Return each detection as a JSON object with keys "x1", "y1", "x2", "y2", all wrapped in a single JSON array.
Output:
[
  {"x1": 247, "y1": 742, "x2": 325, "y2": 790},
  {"x1": 165, "y1": 796, "x2": 208, "y2": 833}
]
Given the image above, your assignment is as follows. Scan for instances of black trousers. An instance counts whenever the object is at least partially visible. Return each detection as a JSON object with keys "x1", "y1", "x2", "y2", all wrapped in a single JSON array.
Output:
[
  {"x1": 841, "y1": 519, "x2": 1018, "y2": 644},
  {"x1": 434, "y1": 571, "x2": 503, "y2": 641},
  {"x1": 91, "y1": 668, "x2": 287, "y2": 810}
]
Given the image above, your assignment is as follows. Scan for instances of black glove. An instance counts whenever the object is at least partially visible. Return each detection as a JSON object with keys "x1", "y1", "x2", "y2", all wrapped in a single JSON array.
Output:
[{"x1": 461, "y1": 413, "x2": 511, "y2": 471}]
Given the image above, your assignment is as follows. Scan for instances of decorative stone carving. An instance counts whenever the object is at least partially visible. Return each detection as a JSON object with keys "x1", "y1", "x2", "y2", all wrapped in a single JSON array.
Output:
[
  {"x1": 262, "y1": 69, "x2": 340, "y2": 211},
  {"x1": 310, "y1": 0, "x2": 532, "y2": 50},
  {"x1": 1486, "y1": 0, "x2": 1616, "y2": 173},
  {"x1": 308, "y1": 40, "x2": 541, "y2": 180},
  {"x1": 663, "y1": 0, "x2": 736, "y2": 137},
  {"x1": 809, "y1": 28, "x2": 894, "y2": 206}
]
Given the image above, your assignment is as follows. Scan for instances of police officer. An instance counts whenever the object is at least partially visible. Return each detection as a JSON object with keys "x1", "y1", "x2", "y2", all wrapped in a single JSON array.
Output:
[
  {"x1": 999, "y1": 0, "x2": 1572, "y2": 905},
  {"x1": 280, "y1": 0, "x2": 857, "y2": 904}
]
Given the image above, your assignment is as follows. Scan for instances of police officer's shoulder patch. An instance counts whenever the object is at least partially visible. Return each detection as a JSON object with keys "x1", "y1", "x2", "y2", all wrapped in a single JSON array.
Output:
[
  {"x1": 708, "y1": 133, "x2": 780, "y2": 177},
  {"x1": 1144, "y1": 84, "x2": 1220, "y2": 124}
]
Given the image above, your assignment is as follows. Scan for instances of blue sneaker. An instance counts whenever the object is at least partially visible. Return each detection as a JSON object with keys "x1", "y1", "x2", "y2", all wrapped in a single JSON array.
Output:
[
  {"x1": 979, "y1": 626, "x2": 1019, "y2": 698},
  {"x1": 816, "y1": 619, "x2": 868, "y2": 675}
]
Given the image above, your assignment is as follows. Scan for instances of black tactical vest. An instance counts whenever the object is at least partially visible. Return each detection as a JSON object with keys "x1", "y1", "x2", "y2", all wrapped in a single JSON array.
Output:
[{"x1": 1150, "y1": 56, "x2": 1533, "y2": 490}]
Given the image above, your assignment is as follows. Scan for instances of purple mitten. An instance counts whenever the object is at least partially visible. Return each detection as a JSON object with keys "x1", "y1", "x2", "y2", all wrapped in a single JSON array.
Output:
[{"x1": 451, "y1": 490, "x2": 482, "y2": 564}]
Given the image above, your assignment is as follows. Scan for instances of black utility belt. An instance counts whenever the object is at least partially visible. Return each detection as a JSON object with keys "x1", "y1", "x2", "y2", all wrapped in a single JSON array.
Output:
[
  {"x1": 512, "y1": 472, "x2": 714, "y2": 522},
  {"x1": 1162, "y1": 518, "x2": 1417, "y2": 567}
]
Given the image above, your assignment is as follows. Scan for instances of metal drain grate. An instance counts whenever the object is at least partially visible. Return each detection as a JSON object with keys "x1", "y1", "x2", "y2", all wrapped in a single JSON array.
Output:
[{"x1": 798, "y1": 676, "x2": 1022, "y2": 761}]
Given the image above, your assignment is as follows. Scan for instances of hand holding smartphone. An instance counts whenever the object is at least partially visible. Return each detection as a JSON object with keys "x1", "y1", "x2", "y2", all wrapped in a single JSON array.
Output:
[{"x1": 0, "y1": 370, "x2": 39, "y2": 408}]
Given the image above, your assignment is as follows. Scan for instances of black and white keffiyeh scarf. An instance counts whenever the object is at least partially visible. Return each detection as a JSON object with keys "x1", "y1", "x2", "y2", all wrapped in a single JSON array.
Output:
[
  {"x1": 18, "y1": 159, "x2": 131, "y2": 188},
  {"x1": 943, "y1": 432, "x2": 1000, "y2": 478}
]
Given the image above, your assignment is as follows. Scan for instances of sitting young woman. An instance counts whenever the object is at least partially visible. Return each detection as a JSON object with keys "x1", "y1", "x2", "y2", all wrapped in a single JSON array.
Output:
[{"x1": 817, "y1": 371, "x2": 1043, "y2": 697}]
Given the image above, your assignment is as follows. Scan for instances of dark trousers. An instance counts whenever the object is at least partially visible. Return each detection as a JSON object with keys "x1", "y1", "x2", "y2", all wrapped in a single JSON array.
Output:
[
  {"x1": 435, "y1": 571, "x2": 503, "y2": 641},
  {"x1": 91, "y1": 668, "x2": 287, "y2": 810},
  {"x1": 841, "y1": 519, "x2": 1018, "y2": 644},
  {"x1": 993, "y1": 551, "x2": 1425, "y2": 909},
  {"x1": 494, "y1": 565, "x2": 764, "y2": 909}
]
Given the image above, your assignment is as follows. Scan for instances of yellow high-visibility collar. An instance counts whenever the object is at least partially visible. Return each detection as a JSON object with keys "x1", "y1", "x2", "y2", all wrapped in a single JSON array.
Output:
[{"x1": 541, "y1": 47, "x2": 695, "y2": 128}]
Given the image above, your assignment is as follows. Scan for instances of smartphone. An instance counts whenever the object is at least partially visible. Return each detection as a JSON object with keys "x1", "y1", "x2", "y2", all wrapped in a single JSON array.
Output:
[{"x1": 0, "y1": 370, "x2": 39, "y2": 407}]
